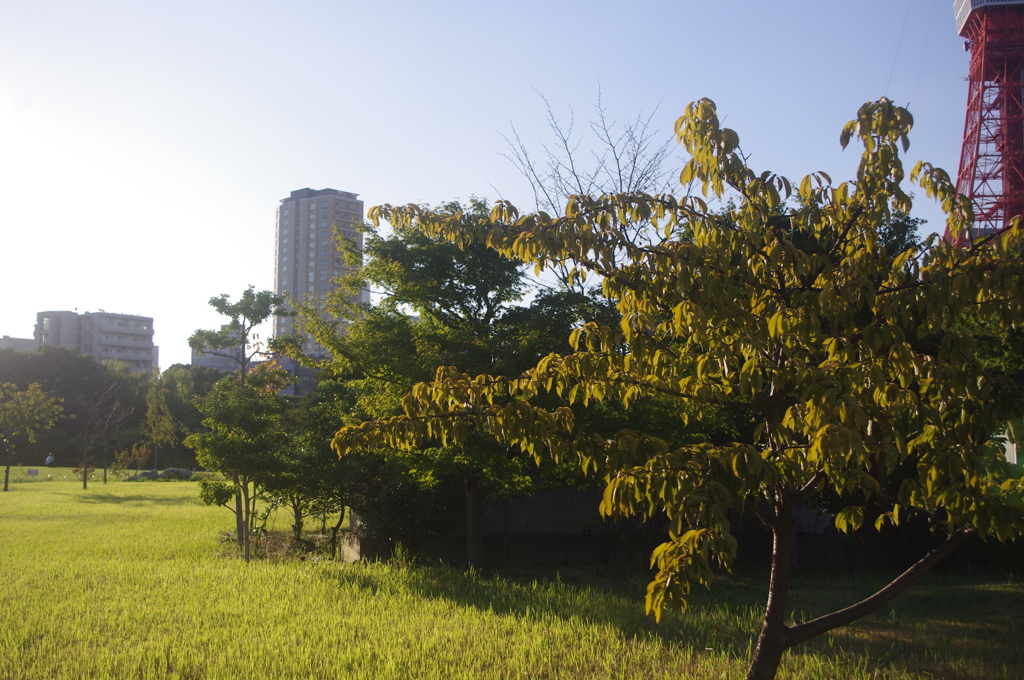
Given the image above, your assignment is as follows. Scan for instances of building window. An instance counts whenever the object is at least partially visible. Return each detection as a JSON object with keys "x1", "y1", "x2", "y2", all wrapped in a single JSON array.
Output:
[
  {"x1": 308, "y1": 285, "x2": 315, "y2": 292},
  {"x1": 283, "y1": 229, "x2": 289, "y2": 235},
  {"x1": 308, "y1": 272, "x2": 315, "y2": 282},
  {"x1": 320, "y1": 239, "x2": 328, "y2": 247},
  {"x1": 320, "y1": 249, "x2": 328, "y2": 256},
  {"x1": 283, "y1": 238, "x2": 288, "y2": 244},
  {"x1": 319, "y1": 283, "x2": 328, "y2": 291},
  {"x1": 319, "y1": 258, "x2": 327, "y2": 266},
  {"x1": 321, "y1": 201, "x2": 329, "y2": 208},
  {"x1": 283, "y1": 210, "x2": 289, "y2": 217},
  {"x1": 319, "y1": 271, "x2": 328, "y2": 281}
]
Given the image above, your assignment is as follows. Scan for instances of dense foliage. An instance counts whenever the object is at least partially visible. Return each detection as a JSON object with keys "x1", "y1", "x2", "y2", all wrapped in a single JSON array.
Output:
[{"x1": 334, "y1": 98, "x2": 1024, "y2": 680}]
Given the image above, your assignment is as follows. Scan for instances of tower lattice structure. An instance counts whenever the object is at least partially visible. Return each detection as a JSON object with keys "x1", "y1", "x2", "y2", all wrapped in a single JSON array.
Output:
[{"x1": 953, "y1": 0, "x2": 1024, "y2": 242}]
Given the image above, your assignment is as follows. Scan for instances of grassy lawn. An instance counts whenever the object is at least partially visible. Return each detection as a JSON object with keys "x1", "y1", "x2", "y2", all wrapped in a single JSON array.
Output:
[
  {"x1": 3, "y1": 465, "x2": 96, "y2": 483},
  {"x1": 0, "y1": 481, "x2": 1020, "y2": 679}
]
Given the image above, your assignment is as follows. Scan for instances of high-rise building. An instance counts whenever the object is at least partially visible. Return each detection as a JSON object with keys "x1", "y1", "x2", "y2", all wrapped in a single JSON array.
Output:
[
  {"x1": 34, "y1": 310, "x2": 158, "y2": 372},
  {"x1": 273, "y1": 188, "x2": 366, "y2": 393},
  {"x1": 273, "y1": 188, "x2": 366, "y2": 355}
]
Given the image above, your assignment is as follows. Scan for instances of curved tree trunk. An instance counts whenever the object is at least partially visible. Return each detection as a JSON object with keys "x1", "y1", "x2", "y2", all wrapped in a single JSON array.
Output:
[
  {"x1": 744, "y1": 493, "x2": 975, "y2": 680},
  {"x1": 746, "y1": 499, "x2": 794, "y2": 680},
  {"x1": 290, "y1": 494, "x2": 304, "y2": 546},
  {"x1": 329, "y1": 508, "x2": 346, "y2": 561}
]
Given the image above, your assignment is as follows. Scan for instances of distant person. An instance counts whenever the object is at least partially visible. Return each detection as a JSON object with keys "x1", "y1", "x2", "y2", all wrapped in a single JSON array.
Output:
[{"x1": 44, "y1": 454, "x2": 55, "y2": 467}]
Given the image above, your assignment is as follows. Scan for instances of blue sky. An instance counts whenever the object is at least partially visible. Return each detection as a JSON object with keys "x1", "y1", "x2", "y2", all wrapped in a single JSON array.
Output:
[{"x1": 0, "y1": 1, "x2": 968, "y2": 368}]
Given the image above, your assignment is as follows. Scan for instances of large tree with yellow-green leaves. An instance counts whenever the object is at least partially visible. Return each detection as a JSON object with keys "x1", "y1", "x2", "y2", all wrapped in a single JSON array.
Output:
[{"x1": 332, "y1": 99, "x2": 1024, "y2": 680}]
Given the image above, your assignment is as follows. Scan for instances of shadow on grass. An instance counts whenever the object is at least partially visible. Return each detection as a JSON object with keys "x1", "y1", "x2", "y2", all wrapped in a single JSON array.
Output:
[
  {"x1": 325, "y1": 561, "x2": 762, "y2": 656},
  {"x1": 73, "y1": 492, "x2": 202, "y2": 505},
  {"x1": 324, "y1": 562, "x2": 1024, "y2": 679},
  {"x1": 785, "y1": 574, "x2": 1024, "y2": 679}
]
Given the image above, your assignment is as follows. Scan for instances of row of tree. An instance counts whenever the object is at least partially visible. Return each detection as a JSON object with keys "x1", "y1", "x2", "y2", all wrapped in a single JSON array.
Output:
[{"x1": 0, "y1": 344, "x2": 224, "y2": 487}]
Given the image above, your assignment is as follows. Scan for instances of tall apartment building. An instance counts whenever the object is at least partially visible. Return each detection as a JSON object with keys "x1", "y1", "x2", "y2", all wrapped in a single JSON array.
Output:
[
  {"x1": 35, "y1": 310, "x2": 158, "y2": 373},
  {"x1": 273, "y1": 187, "x2": 366, "y2": 358}
]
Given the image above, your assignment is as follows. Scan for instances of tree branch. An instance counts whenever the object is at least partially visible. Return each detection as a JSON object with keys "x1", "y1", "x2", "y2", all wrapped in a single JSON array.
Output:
[
  {"x1": 784, "y1": 528, "x2": 975, "y2": 647},
  {"x1": 792, "y1": 469, "x2": 826, "y2": 502}
]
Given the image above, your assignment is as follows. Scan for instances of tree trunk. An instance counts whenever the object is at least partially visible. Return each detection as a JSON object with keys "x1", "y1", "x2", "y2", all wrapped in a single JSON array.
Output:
[
  {"x1": 232, "y1": 472, "x2": 245, "y2": 550},
  {"x1": 330, "y1": 508, "x2": 346, "y2": 560},
  {"x1": 103, "y1": 466, "x2": 108, "y2": 484},
  {"x1": 291, "y1": 495, "x2": 304, "y2": 546},
  {"x1": 743, "y1": 499, "x2": 974, "y2": 680},
  {"x1": 3, "y1": 463, "x2": 10, "y2": 492},
  {"x1": 82, "y1": 450, "x2": 88, "y2": 490},
  {"x1": 746, "y1": 499, "x2": 794, "y2": 680},
  {"x1": 464, "y1": 474, "x2": 484, "y2": 567},
  {"x1": 240, "y1": 480, "x2": 251, "y2": 562},
  {"x1": 785, "y1": 528, "x2": 975, "y2": 647}
]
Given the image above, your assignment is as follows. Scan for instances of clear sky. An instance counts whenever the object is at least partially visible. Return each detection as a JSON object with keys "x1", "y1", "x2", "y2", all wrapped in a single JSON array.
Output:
[{"x1": 0, "y1": 0, "x2": 969, "y2": 368}]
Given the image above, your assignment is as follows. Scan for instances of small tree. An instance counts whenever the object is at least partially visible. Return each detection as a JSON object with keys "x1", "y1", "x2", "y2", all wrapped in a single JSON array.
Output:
[
  {"x1": 190, "y1": 287, "x2": 288, "y2": 546},
  {"x1": 112, "y1": 443, "x2": 152, "y2": 478},
  {"x1": 74, "y1": 381, "x2": 134, "y2": 489},
  {"x1": 1, "y1": 383, "x2": 63, "y2": 491},
  {"x1": 336, "y1": 98, "x2": 1024, "y2": 680},
  {"x1": 185, "y1": 365, "x2": 290, "y2": 561},
  {"x1": 189, "y1": 286, "x2": 287, "y2": 386}
]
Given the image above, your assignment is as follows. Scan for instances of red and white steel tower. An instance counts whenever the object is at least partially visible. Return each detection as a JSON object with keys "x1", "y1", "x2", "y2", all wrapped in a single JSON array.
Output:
[{"x1": 953, "y1": 0, "x2": 1024, "y2": 241}]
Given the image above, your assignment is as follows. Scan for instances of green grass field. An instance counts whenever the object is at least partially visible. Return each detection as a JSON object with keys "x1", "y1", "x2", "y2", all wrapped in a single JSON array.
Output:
[{"x1": 1, "y1": 480, "x2": 1020, "y2": 679}]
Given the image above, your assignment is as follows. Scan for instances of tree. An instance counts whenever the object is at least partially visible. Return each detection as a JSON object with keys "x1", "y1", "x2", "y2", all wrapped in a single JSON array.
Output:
[
  {"x1": 189, "y1": 286, "x2": 288, "y2": 386},
  {"x1": 503, "y1": 92, "x2": 676, "y2": 290},
  {"x1": 142, "y1": 363, "x2": 222, "y2": 469},
  {"x1": 287, "y1": 199, "x2": 612, "y2": 566},
  {"x1": 111, "y1": 443, "x2": 151, "y2": 478},
  {"x1": 144, "y1": 385, "x2": 177, "y2": 471},
  {"x1": 73, "y1": 380, "x2": 136, "y2": 489},
  {"x1": 190, "y1": 288, "x2": 288, "y2": 548},
  {"x1": 185, "y1": 364, "x2": 290, "y2": 561},
  {"x1": 0, "y1": 345, "x2": 143, "y2": 465},
  {"x1": 335, "y1": 98, "x2": 1024, "y2": 680},
  {"x1": 1, "y1": 383, "x2": 63, "y2": 491}
]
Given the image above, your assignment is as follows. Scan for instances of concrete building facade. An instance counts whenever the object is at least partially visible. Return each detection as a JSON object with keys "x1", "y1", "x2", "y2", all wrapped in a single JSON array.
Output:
[
  {"x1": 273, "y1": 188, "x2": 366, "y2": 394},
  {"x1": 190, "y1": 325, "x2": 245, "y2": 372},
  {"x1": 273, "y1": 188, "x2": 365, "y2": 353},
  {"x1": 0, "y1": 336, "x2": 38, "y2": 352},
  {"x1": 34, "y1": 310, "x2": 158, "y2": 372}
]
